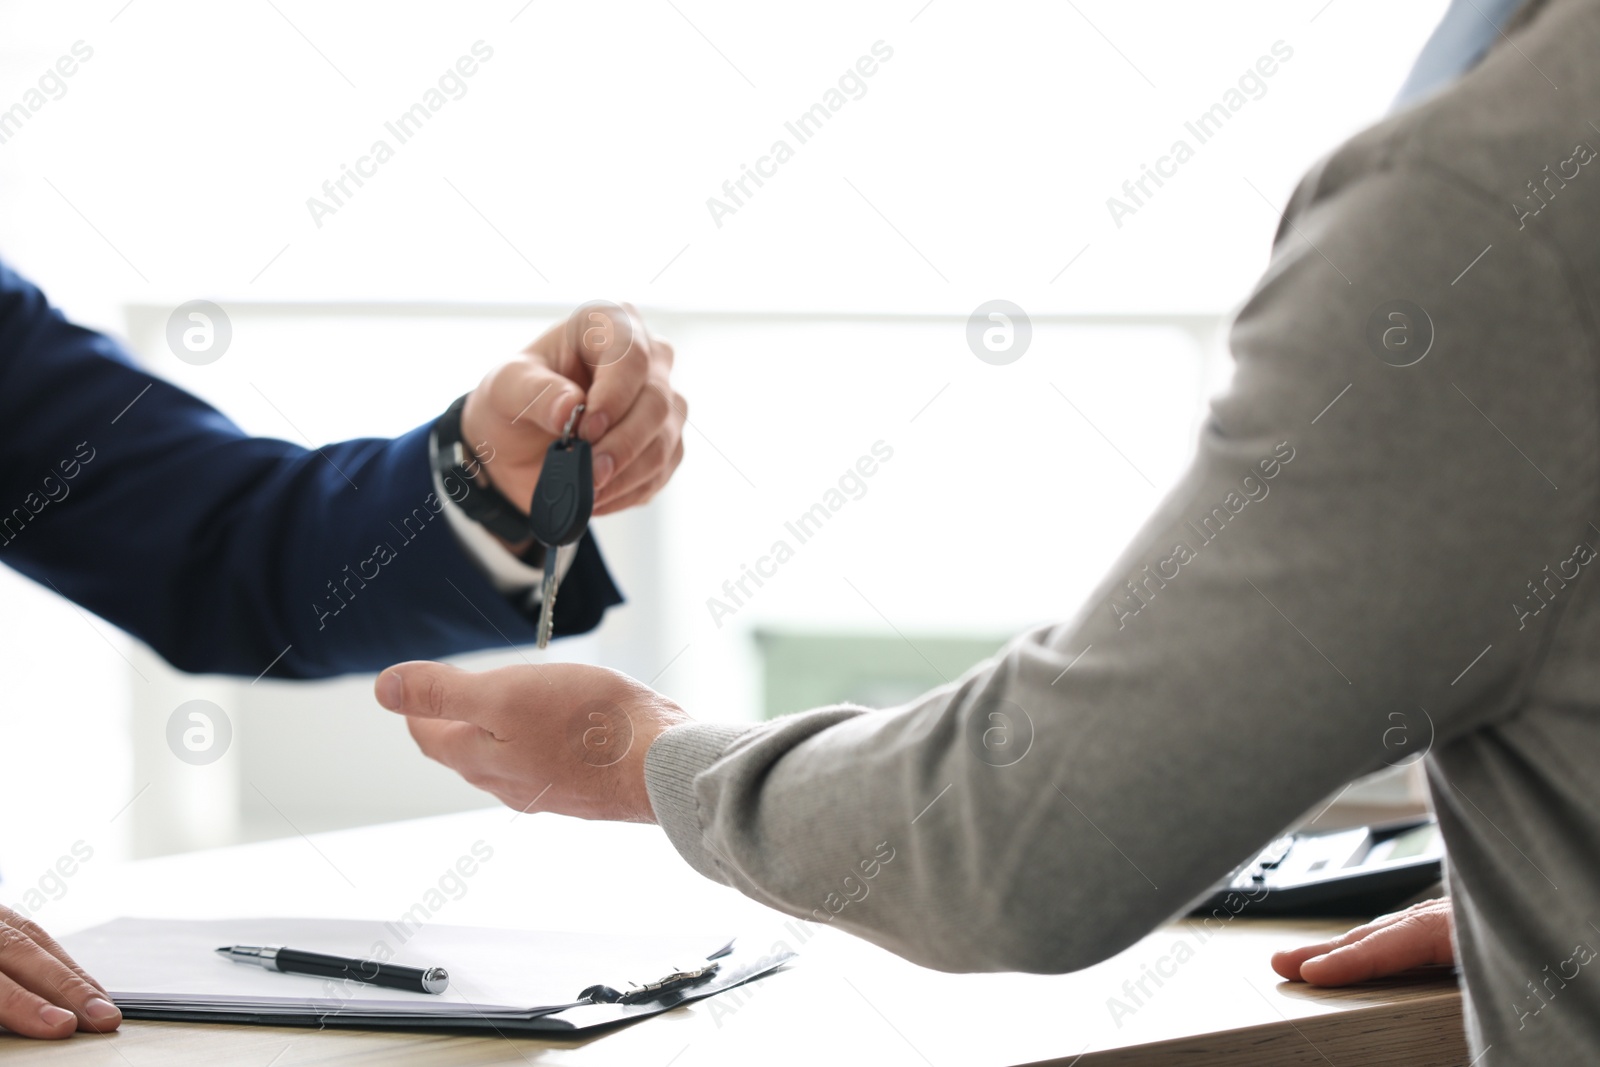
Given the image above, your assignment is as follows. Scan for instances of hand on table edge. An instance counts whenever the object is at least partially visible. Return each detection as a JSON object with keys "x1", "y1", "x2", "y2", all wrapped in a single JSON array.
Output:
[
  {"x1": 1271, "y1": 897, "x2": 1455, "y2": 986},
  {"x1": 0, "y1": 905, "x2": 121, "y2": 1039}
]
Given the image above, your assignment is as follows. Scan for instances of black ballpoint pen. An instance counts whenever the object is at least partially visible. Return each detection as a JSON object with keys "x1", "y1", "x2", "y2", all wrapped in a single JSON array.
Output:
[{"x1": 215, "y1": 944, "x2": 449, "y2": 995}]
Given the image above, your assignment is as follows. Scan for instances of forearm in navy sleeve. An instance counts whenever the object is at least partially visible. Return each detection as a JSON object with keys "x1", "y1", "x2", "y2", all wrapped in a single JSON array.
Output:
[{"x1": 0, "y1": 262, "x2": 621, "y2": 678}]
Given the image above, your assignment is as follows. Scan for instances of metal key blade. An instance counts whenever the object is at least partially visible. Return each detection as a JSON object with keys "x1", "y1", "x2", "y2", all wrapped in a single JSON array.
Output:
[{"x1": 536, "y1": 547, "x2": 560, "y2": 649}]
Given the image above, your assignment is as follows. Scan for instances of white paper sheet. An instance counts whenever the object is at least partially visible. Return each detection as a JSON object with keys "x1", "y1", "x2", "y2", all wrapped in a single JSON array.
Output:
[{"x1": 63, "y1": 917, "x2": 730, "y2": 1018}]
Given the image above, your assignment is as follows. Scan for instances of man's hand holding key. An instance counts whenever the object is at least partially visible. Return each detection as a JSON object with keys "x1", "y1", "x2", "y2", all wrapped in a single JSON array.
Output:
[
  {"x1": 459, "y1": 301, "x2": 686, "y2": 538},
  {"x1": 445, "y1": 300, "x2": 684, "y2": 643}
]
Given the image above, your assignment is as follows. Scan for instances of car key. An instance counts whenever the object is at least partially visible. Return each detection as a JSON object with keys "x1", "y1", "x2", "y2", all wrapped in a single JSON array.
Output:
[{"x1": 529, "y1": 404, "x2": 594, "y2": 649}]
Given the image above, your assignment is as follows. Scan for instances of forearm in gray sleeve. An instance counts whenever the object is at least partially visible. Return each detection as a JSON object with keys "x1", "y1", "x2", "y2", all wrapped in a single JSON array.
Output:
[{"x1": 647, "y1": 163, "x2": 1596, "y2": 973}]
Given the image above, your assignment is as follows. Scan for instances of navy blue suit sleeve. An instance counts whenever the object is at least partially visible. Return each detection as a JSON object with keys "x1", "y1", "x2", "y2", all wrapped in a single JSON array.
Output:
[{"x1": 0, "y1": 262, "x2": 622, "y2": 679}]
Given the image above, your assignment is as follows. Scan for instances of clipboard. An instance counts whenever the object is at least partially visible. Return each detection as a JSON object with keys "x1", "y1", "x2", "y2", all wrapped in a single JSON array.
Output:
[{"x1": 61, "y1": 917, "x2": 797, "y2": 1034}]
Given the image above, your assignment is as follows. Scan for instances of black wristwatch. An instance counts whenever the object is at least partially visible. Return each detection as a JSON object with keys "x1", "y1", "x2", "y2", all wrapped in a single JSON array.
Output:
[{"x1": 432, "y1": 394, "x2": 542, "y2": 559}]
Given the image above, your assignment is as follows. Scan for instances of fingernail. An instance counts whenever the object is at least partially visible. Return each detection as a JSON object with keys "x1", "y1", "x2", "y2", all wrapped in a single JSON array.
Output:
[
  {"x1": 375, "y1": 671, "x2": 403, "y2": 711},
  {"x1": 38, "y1": 1003, "x2": 75, "y2": 1027},
  {"x1": 581, "y1": 412, "x2": 608, "y2": 441},
  {"x1": 593, "y1": 453, "x2": 615, "y2": 488},
  {"x1": 84, "y1": 997, "x2": 121, "y2": 1023}
]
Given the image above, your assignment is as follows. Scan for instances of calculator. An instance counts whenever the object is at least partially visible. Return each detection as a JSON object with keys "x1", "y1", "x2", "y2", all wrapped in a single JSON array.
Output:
[{"x1": 1188, "y1": 816, "x2": 1445, "y2": 918}]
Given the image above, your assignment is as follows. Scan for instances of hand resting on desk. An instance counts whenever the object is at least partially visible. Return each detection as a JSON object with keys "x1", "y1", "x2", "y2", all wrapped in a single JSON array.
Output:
[
  {"x1": 1272, "y1": 897, "x2": 1455, "y2": 986},
  {"x1": 0, "y1": 904, "x2": 121, "y2": 1038}
]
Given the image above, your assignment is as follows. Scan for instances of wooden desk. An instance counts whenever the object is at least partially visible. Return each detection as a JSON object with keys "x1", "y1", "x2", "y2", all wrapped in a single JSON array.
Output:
[{"x1": 3, "y1": 810, "x2": 1467, "y2": 1066}]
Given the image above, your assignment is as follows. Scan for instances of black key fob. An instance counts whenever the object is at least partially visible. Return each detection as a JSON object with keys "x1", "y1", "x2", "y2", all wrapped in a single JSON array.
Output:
[{"x1": 528, "y1": 437, "x2": 593, "y2": 547}]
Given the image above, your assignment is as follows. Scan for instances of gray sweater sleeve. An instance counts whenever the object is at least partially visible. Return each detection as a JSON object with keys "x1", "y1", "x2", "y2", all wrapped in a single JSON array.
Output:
[{"x1": 644, "y1": 160, "x2": 1598, "y2": 973}]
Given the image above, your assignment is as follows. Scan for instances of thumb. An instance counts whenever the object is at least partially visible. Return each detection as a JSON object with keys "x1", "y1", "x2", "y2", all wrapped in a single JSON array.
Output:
[
  {"x1": 376, "y1": 661, "x2": 508, "y2": 734},
  {"x1": 479, "y1": 358, "x2": 586, "y2": 439}
]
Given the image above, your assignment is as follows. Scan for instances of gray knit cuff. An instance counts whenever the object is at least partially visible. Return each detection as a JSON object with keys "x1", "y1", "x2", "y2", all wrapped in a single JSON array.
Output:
[{"x1": 644, "y1": 721, "x2": 757, "y2": 883}]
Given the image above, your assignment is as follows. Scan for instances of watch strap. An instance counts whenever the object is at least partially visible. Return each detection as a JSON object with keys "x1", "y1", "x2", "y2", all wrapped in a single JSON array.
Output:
[{"x1": 432, "y1": 393, "x2": 534, "y2": 545}]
